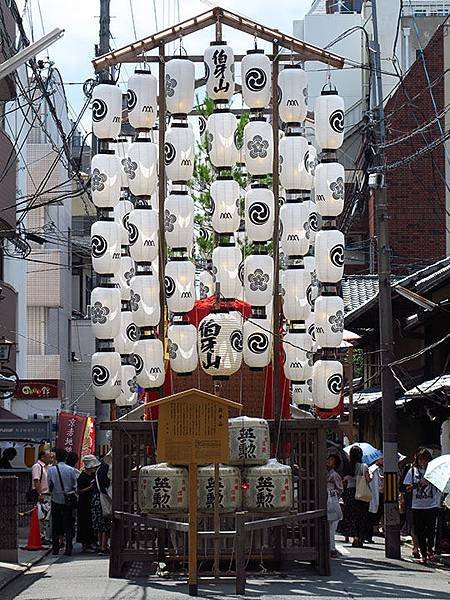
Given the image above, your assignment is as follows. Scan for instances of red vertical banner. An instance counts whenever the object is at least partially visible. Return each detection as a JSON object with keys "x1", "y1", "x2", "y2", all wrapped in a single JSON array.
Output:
[{"x1": 56, "y1": 413, "x2": 87, "y2": 464}]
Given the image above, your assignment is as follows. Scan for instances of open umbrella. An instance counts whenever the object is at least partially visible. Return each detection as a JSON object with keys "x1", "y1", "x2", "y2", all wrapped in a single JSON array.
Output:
[
  {"x1": 424, "y1": 454, "x2": 450, "y2": 493},
  {"x1": 344, "y1": 442, "x2": 382, "y2": 465}
]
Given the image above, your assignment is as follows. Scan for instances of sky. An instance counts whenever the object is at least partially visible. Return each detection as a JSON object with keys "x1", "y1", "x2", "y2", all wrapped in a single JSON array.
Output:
[{"x1": 16, "y1": 0, "x2": 311, "y2": 131}]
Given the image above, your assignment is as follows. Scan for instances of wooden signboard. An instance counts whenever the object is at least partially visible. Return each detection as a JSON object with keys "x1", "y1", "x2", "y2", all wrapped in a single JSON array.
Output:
[{"x1": 147, "y1": 388, "x2": 242, "y2": 597}]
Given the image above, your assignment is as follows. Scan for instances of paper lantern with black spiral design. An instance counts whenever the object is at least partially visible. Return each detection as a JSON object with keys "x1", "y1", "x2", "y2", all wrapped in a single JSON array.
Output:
[
  {"x1": 312, "y1": 359, "x2": 343, "y2": 410},
  {"x1": 243, "y1": 318, "x2": 272, "y2": 369},
  {"x1": 165, "y1": 57, "x2": 195, "y2": 116},
  {"x1": 114, "y1": 308, "x2": 137, "y2": 356},
  {"x1": 91, "y1": 351, "x2": 121, "y2": 402},
  {"x1": 165, "y1": 259, "x2": 195, "y2": 314},
  {"x1": 127, "y1": 71, "x2": 157, "y2": 131},
  {"x1": 91, "y1": 219, "x2": 121, "y2": 275},
  {"x1": 92, "y1": 82, "x2": 122, "y2": 140},
  {"x1": 241, "y1": 50, "x2": 271, "y2": 109},
  {"x1": 314, "y1": 89, "x2": 345, "y2": 151},
  {"x1": 198, "y1": 310, "x2": 242, "y2": 378},
  {"x1": 314, "y1": 228, "x2": 345, "y2": 284},
  {"x1": 245, "y1": 185, "x2": 274, "y2": 242}
]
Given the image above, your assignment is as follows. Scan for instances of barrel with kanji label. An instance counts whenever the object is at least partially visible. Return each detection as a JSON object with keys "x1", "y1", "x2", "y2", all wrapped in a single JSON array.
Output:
[
  {"x1": 138, "y1": 463, "x2": 188, "y2": 514},
  {"x1": 242, "y1": 459, "x2": 293, "y2": 512},
  {"x1": 197, "y1": 464, "x2": 242, "y2": 513},
  {"x1": 228, "y1": 416, "x2": 270, "y2": 466}
]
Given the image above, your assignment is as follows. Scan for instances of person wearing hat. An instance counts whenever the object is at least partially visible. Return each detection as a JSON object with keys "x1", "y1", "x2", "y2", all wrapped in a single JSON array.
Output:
[{"x1": 77, "y1": 454, "x2": 100, "y2": 553}]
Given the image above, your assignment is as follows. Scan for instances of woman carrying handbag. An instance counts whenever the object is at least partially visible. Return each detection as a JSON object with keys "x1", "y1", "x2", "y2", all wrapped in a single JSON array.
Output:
[{"x1": 342, "y1": 445, "x2": 372, "y2": 548}]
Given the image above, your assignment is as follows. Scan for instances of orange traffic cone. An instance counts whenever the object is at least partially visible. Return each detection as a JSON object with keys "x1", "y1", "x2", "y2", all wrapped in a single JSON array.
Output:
[{"x1": 22, "y1": 505, "x2": 45, "y2": 551}]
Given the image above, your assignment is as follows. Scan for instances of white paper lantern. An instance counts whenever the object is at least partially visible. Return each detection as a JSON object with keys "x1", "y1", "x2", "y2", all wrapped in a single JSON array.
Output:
[
  {"x1": 116, "y1": 363, "x2": 137, "y2": 407},
  {"x1": 164, "y1": 191, "x2": 194, "y2": 250},
  {"x1": 130, "y1": 271, "x2": 160, "y2": 327},
  {"x1": 112, "y1": 138, "x2": 131, "y2": 188},
  {"x1": 114, "y1": 308, "x2": 138, "y2": 355},
  {"x1": 91, "y1": 219, "x2": 121, "y2": 275},
  {"x1": 291, "y1": 381, "x2": 313, "y2": 407},
  {"x1": 312, "y1": 359, "x2": 343, "y2": 410},
  {"x1": 243, "y1": 119, "x2": 273, "y2": 176},
  {"x1": 283, "y1": 329, "x2": 308, "y2": 382},
  {"x1": 241, "y1": 50, "x2": 271, "y2": 109},
  {"x1": 165, "y1": 57, "x2": 195, "y2": 116},
  {"x1": 243, "y1": 317, "x2": 272, "y2": 369},
  {"x1": 198, "y1": 310, "x2": 242, "y2": 377},
  {"x1": 113, "y1": 254, "x2": 134, "y2": 301},
  {"x1": 165, "y1": 259, "x2": 195, "y2": 314},
  {"x1": 315, "y1": 161, "x2": 345, "y2": 217},
  {"x1": 279, "y1": 134, "x2": 308, "y2": 191},
  {"x1": 278, "y1": 66, "x2": 308, "y2": 124},
  {"x1": 92, "y1": 82, "x2": 122, "y2": 140},
  {"x1": 127, "y1": 70, "x2": 157, "y2": 131},
  {"x1": 245, "y1": 185, "x2": 274, "y2": 242},
  {"x1": 91, "y1": 284, "x2": 121, "y2": 340},
  {"x1": 315, "y1": 90, "x2": 345, "y2": 151},
  {"x1": 91, "y1": 350, "x2": 121, "y2": 402},
  {"x1": 127, "y1": 139, "x2": 158, "y2": 198},
  {"x1": 165, "y1": 123, "x2": 195, "y2": 182},
  {"x1": 198, "y1": 270, "x2": 214, "y2": 299},
  {"x1": 204, "y1": 42, "x2": 234, "y2": 102},
  {"x1": 314, "y1": 294, "x2": 345, "y2": 348},
  {"x1": 304, "y1": 144, "x2": 317, "y2": 192},
  {"x1": 280, "y1": 201, "x2": 311, "y2": 257},
  {"x1": 243, "y1": 254, "x2": 274, "y2": 307},
  {"x1": 309, "y1": 208, "x2": 319, "y2": 245},
  {"x1": 212, "y1": 243, "x2": 242, "y2": 300},
  {"x1": 207, "y1": 111, "x2": 239, "y2": 168},
  {"x1": 91, "y1": 151, "x2": 121, "y2": 209},
  {"x1": 315, "y1": 229, "x2": 345, "y2": 283},
  {"x1": 133, "y1": 336, "x2": 165, "y2": 388},
  {"x1": 168, "y1": 323, "x2": 198, "y2": 374},
  {"x1": 210, "y1": 177, "x2": 240, "y2": 234},
  {"x1": 128, "y1": 206, "x2": 159, "y2": 263},
  {"x1": 305, "y1": 308, "x2": 316, "y2": 348},
  {"x1": 114, "y1": 198, "x2": 134, "y2": 245},
  {"x1": 303, "y1": 255, "x2": 319, "y2": 308},
  {"x1": 281, "y1": 266, "x2": 310, "y2": 321}
]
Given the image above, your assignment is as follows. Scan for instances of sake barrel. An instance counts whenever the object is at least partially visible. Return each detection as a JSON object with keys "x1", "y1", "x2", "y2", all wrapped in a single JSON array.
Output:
[
  {"x1": 138, "y1": 463, "x2": 188, "y2": 514},
  {"x1": 242, "y1": 459, "x2": 293, "y2": 512},
  {"x1": 228, "y1": 416, "x2": 270, "y2": 466},
  {"x1": 197, "y1": 464, "x2": 242, "y2": 513}
]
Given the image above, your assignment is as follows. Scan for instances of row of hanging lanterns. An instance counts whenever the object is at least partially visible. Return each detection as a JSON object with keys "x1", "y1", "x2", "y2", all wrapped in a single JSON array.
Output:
[{"x1": 89, "y1": 38, "x2": 347, "y2": 410}]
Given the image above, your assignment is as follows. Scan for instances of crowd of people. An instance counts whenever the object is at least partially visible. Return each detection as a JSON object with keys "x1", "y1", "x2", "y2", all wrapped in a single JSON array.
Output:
[
  {"x1": 30, "y1": 448, "x2": 112, "y2": 556},
  {"x1": 327, "y1": 445, "x2": 443, "y2": 565}
]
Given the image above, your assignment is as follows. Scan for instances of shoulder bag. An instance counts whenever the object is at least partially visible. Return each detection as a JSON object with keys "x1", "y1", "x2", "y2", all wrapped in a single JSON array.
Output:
[
  {"x1": 56, "y1": 465, "x2": 78, "y2": 510},
  {"x1": 355, "y1": 464, "x2": 372, "y2": 503},
  {"x1": 95, "y1": 469, "x2": 112, "y2": 516}
]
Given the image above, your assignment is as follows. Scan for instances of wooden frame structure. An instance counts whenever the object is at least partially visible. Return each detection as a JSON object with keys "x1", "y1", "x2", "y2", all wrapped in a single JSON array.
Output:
[
  {"x1": 91, "y1": 5, "x2": 345, "y2": 422},
  {"x1": 102, "y1": 418, "x2": 334, "y2": 593}
]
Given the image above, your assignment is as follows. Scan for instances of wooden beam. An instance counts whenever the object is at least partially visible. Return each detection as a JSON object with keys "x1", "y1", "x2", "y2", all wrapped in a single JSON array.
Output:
[
  {"x1": 272, "y1": 42, "x2": 281, "y2": 424},
  {"x1": 117, "y1": 53, "x2": 329, "y2": 64},
  {"x1": 92, "y1": 7, "x2": 344, "y2": 72}
]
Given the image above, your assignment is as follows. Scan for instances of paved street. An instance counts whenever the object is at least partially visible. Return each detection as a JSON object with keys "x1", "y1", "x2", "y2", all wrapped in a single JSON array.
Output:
[{"x1": 2, "y1": 537, "x2": 449, "y2": 599}]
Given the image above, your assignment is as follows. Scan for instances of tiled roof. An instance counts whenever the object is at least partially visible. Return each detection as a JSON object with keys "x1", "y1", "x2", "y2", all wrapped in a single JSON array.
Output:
[
  {"x1": 400, "y1": 373, "x2": 450, "y2": 399},
  {"x1": 341, "y1": 276, "x2": 379, "y2": 314}
]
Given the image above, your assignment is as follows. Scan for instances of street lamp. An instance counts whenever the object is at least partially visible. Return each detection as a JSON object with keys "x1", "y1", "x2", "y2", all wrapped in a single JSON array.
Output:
[{"x1": 0, "y1": 337, "x2": 14, "y2": 363}]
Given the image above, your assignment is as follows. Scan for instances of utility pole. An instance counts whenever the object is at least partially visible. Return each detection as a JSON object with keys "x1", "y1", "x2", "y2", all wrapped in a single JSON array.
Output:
[
  {"x1": 94, "y1": 0, "x2": 112, "y2": 452},
  {"x1": 368, "y1": 0, "x2": 401, "y2": 559}
]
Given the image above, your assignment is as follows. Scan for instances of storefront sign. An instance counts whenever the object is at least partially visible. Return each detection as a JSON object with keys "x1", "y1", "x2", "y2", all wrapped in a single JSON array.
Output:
[
  {"x1": 56, "y1": 413, "x2": 87, "y2": 460},
  {"x1": 15, "y1": 379, "x2": 64, "y2": 400},
  {"x1": 0, "y1": 420, "x2": 52, "y2": 442}
]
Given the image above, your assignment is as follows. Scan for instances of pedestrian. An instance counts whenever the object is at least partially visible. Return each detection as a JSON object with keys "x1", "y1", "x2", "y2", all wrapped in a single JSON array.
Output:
[
  {"x1": 92, "y1": 453, "x2": 112, "y2": 554},
  {"x1": 342, "y1": 445, "x2": 371, "y2": 548},
  {"x1": 77, "y1": 454, "x2": 100, "y2": 553},
  {"x1": 327, "y1": 453, "x2": 343, "y2": 558},
  {"x1": 31, "y1": 449, "x2": 51, "y2": 543},
  {"x1": 367, "y1": 457, "x2": 384, "y2": 543},
  {"x1": 47, "y1": 448, "x2": 78, "y2": 556},
  {"x1": 0, "y1": 446, "x2": 17, "y2": 468},
  {"x1": 403, "y1": 448, "x2": 441, "y2": 564},
  {"x1": 66, "y1": 451, "x2": 80, "y2": 474}
]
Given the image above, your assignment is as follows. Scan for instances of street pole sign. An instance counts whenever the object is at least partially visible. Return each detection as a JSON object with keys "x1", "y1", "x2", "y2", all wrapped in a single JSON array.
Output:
[{"x1": 147, "y1": 388, "x2": 241, "y2": 597}]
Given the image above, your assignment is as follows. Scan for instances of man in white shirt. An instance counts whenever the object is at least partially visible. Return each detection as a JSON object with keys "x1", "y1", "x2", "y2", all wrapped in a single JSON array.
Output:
[
  {"x1": 47, "y1": 449, "x2": 78, "y2": 556},
  {"x1": 31, "y1": 450, "x2": 51, "y2": 542}
]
